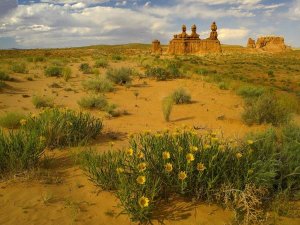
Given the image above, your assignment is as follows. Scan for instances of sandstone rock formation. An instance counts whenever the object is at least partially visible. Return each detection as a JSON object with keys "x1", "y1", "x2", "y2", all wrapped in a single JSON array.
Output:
[
  {"x1": 247, "y1": 38, "x2": 256, "y2": 48},
  {"x1": 167, "y1": 22, "x2": 222, "y2": 55},
  {"x1": 151, "y1": 39, "x2": 162, "y2": 54},
  {"x1": 247, "y1": 36, "x2": 291, "y2": 52}
]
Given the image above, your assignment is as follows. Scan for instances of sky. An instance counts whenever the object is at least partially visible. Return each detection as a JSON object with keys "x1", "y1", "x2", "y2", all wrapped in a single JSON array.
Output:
[{"x1": 0, "y1": 0, "x2": 299, "y2": 49}]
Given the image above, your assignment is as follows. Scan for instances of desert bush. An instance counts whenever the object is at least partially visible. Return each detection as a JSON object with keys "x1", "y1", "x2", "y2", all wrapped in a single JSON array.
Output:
[
  {"x1": 32, "y1": 95, "x2": 54, "y2": 108},
  {"x1": 237, "y1": 85, "x2": 265, "y2": 98},
  {"x1": 11, "y1": 63, "x2": 27, "y2": 73},
  {"x1": 162, "y1": 96, "x2": 174, "y2": 122},
  {"x1": 106, "y1": 67, "x2": 133, "y2": 85},
  {"x1": 82, "y1": 77, "x2": 114, "y2": 93},
  {"x1": 0, "y1": 71, "x2": 13, "y2": 81},
  {"x1": 0, "y1": 129, "x2": 45, "y2": 174},
  {"x1": 242, "y1": 91, "x2": 292, "y2": 125},
  {"x1": 78, "y1": 95, "x2": 108, "y2": 110},
  {"x1": 0, "y1": 81, "x2": 6, "y2": 90},
  {"x1": 22, "y1": 108, "x2": 102, "y2": 148},
  {"x1": 171, "y1": 88, "x2": 191, "y2": 104},
  {"x1": 218, "y1": 82, "x2": 230, "y2": 90},
  {"x1": 80, "y1": 63, "x2": 92, "y2": 74},
  {"x1": 45, "y1": 66, "x2": 63, "y2": 77},
  {"x1": 82, "y1": 126, "x2": 300, "y2": 223},
  {"x1": 0, "y1": 112, "x2": 26, "y2": 129},
  {"x1": 27, "y1": 56, "x2": 45, "y2": 62},
  {"x1": 166, "y1": 61, "x2": 181, "y2": 78},
  {"x1": 62, "y1": 67, "x2": 72, "y2": 81},
  {"x1": 112, "y1": 55, "x2": 122, "y2": 61},
  {"x1": 145, "y1": 67, "x2": 170, "y2": 81},
  {"x1": 94, "y1": 58, "x2": 109, "y2": 68}
]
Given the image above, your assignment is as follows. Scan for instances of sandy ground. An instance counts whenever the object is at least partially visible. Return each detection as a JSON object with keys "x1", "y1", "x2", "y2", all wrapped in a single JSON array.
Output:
[{"x1": 0, "y1": 59, "x2": 299, "y2": 225}]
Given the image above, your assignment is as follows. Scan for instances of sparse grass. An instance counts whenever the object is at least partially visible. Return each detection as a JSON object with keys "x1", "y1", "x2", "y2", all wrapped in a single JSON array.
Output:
[
  {"x1": 0, "y1": 71, "x2": 13, "y2": 81},
  {"x1": 237, "y1": 85, "x2": 266, "y2": 98},
  {"x1": 145, "y1": 67, "x2": 169, "y2": 81},
  {"x1": 242, "y1": 91, "x2": 293, "y2": 126},
  {"x1": 45, "y1": 66, "x2": 63, "y2": 77},
  {"x1": 32, "y1": 95, "x2": 54, "y2": 108},
  {"x1": 94, "y1": 58, "x2": 109, "y2": 68},
  {"x1": 78, "y1": 95, "x2": 108, "y2": 110},
  {"x1": 82, "y1": 77, "x2": 114, "y2": 93},
  {"x1": 62, "y1": 67, "x2": 72, "y2": 81},
  {"x1": 106, "y1": 67, "x2": 133, "y2": 85},
  {"x1": 0, "y1": 81, "x2": 6, "y2": 90},
  {"x1": 0, "y1": 128, "x2": 46, "y2": 174},
  {"x1": 218, "y1": 81, "x2": 230, "y2": 90},
  {"x1": 22, "y1": 108, "x2": 103, "y2": 148},
  {"x1": 0, "y1": 112, "x2": 26, "y2": 129},
  {"x1": 11, "y1": 63, "x2": 27, "y2": 73},
  {"x1": 162, "y1": 96, "x2": 174, "y2": 122},
  {"x1": 112, "y1": 55, "x2": 123, "y2": 61},
  {"x1": 80, "y1": 63, "x2": 92, "y2": 74},
  {"x1": 27, "y1": 56, "x2": 45, "y2": 62},
  {"x1": 170, "y1": 88, "x2": 191, "y2": 104}
]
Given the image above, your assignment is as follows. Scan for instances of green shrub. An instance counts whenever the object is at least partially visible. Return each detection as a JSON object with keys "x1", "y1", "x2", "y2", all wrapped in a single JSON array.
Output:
[
  {"x1": 78, "y1": 95, "x2": 108, "y2": 110},
  {"x1": 171, "y1": 88, "x2": 191, "y2": 104},
  {"x1": 32, "y1": 95, "x2": 54, "y2": 108},
  {"x1": 95, "y1": 59, "x2": 109, "y2": 68},
  {"x1": 0, "y1": 81, "x2": 6, "y2": 90},
  {"x1": 237, "y1": 85, "x2": 265, "y2": 98},
  {"x1": 83, "y1": 126, "x2": 300, "y2": 223},
  {"x1": 112, "y1": 55, "x2": 122, "y2": 61},
  {"x1": 0, "y1": 112, "x2": 26, "y2": 129},
  {"x1": 22, "y1": 108, "x2": 102, "y2": 148},
  {"x1": 11, "y1": 63, "x2": 27, "y2": 73},
  {"x1": 82, "y1": 77, "x2": 114, "y2": 93},
  {"x1": 62, "y1": 67, "x2": 72, "y2": 81},
  {"x1": 195, "y1": 68, "x2": 209, "y2": 75},
  {"x1": 242, "y1": 91, "x2": 292, "y2": 126},
  {"x1": 80, "y1": 63, "x2": 92, "y2": 74},
  {"x1": 218, "y1": 82, "x2": 230, "y2": 90},
  {"x1": 162, "y1": 96, "x2": 174, "y2": 122},
  {"x1": 0, "y1": 129, "x2": 45, "y2": 174},
  {"x1": 268, "y1": 70, "x2": 275, "y2": 77},
  {"x1": 106, "y1": 67, "x2": 133, "y2": 85},
  {"x1": 45, "y1": 66, "x2": 63, "y2": 77},
  {"x1": 145, "y1": 67, "x2": 170, "y2": 81},
  {"x1": 166, "y1": 61, "x2": 181, "y2": 78},
  {"x1": 27, "y1": 56, "x2": 45, "y2": 62},
  {"x1": 0, "y1": 71, "x2": 13, "y2": 81}
]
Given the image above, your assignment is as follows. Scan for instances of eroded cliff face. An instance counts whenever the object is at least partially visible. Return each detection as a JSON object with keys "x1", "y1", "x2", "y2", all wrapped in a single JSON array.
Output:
[{"x1": 247, "y1": 36, "x2": 291, "y2": 52}]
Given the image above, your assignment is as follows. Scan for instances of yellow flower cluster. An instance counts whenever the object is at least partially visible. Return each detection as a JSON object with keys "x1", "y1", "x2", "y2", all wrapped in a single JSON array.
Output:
[
  {"x1": 186, "y1": 153, "x2": 195, "y2": 163},
  {"x1": 116, "y1": 167, "x2": 124, "y2": 174},
  {"x1": 20, "y1": 119, "x2": 27, "y2": 126},
  {"x1": 190, "y1": 146, "x2": 198, "y2": 152},
  {"x1": 178, "y1": 171, "x2": 187, "y2": 180},
  {"x1": 127, "y1": 148, "x2": 134, "y2": 156},
  {"x1": 197, "y1": 163, "x2": 206, "y2": 172}
]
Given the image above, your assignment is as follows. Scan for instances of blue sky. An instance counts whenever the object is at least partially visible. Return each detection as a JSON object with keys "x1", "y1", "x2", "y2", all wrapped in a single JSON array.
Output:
[{"x1": 0, "y1": 0, "x2": 299, "y2": 49}]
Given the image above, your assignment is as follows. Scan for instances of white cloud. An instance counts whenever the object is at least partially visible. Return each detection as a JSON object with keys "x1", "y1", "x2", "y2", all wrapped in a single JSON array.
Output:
[
  {"x1": 288, "y1": 0, "x2": 300, "y2": 20},
  {"x1": 218, "y1": 28, "x2": 250, "y2": 41}
]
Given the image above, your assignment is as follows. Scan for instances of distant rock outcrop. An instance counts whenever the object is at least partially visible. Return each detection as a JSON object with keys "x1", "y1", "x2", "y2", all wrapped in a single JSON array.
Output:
[
  {"x1": 151, "y1": 40, "x2": 162, "y2": 54},
  {"x1": 166, "y1": 22, "x2": 222, "y2": 55},
  {"x1": 247, "y1": 36, "x2": 291, "y2": 52}
]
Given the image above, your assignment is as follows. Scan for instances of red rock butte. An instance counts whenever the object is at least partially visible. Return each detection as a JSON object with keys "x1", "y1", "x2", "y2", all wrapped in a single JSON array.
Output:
[{"x1": 152, "y1": 22, "x2": 222, "y2": 55}]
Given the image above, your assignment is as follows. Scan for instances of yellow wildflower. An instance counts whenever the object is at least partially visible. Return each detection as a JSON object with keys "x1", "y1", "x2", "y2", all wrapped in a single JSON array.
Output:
[
  {"x1": 186, "y1": 153, "x2": 195, "y2": 163},
  {"x1": 236, "y1": 152, "x2": 243, "y2": 159},
  {"x1": 66, "y1": 121, "x2": 73, "y2": 126},
  {"x1": 162, "y1": 151, "x2": 170, "y2": 160},
  {"x1": 203, "y1": 144, "x2": 211, "y2": 150},
  {"x1": 137, "y1": 162, "x2": 147, "y2": 172},
  {"x1": 155, "y1": 133, "x2": 163, "y2": 138},
  {"x1": 136, "y1": 176, "x2": 146, "y2": 185},
  {"x1": 247, "y1": 140, "x2": 254, "y2": 145},
  {"x1": 178, "y1": 171, "x2": 187, "y2": 180},
  {"x1": 190, "y1": 146, "x2": 198, "y2": 152},
  {"x1": 211, "y1": 132, "x2": 217, "y2": 137},
  {"x1": 137, "y1": 152, "x2": 144, "y2": 159},
  {"x1": 31, "y1": 113, "x2": 37, "y2": 119},
  {"x1": 178, "y1": 146, "x2": 183, "y2": 152},
  {"x1": 20, "y1": 119, "x2": 27, "y2": 126},
  {"x1": 138, "y1": 196, "x2": 149, "y2": 208},
  {"x1": 116, "y1": 167, "x2": 124, "y2": 174},
  {"x1": 248, "y1": 169, "x2": 254, "y2": 175},
  {"x1": 127, "y1": 148, "x2": 134, "y2": 156},
  {"x1": 197, "y1": 163, "x2": 206, "y2": 172},
  {"x1": 164, "y1": 163, "x2": 173, "y2": 172}
]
